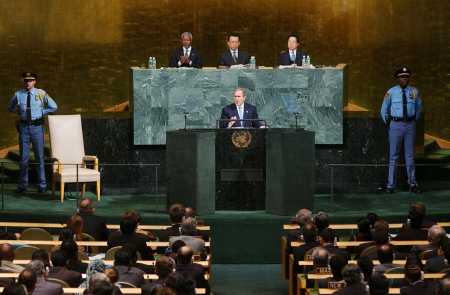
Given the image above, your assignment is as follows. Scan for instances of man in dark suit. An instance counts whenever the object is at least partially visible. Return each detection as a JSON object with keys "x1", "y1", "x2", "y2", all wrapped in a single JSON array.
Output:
[
  {"x1": 218, "y1": 33, "x2": 250, "y2": 68},
  {"x1": 169, "y1": 32, "x2": 202, "y2": 68},
  {"x1": 48, "y1": 250, "x2": 82, "y2": 287},
  {"x1": 114, "y1": 248, "x2": 145, "y2": 287},
  {"x1": 107, "y1": 216, "x2": 154, "y2": 260},
  {"x1": 334, "y1": 264, "x2": 368, "y2": 295},
  {"x1": 27, "y1": 260, "x2": 63, "y2": 295},
  {"x1": 278, "y1": 34, "x2": 306, "y2": 66},
  {"x1": 159, "y1": 203, "x2": 185, "y2": 241},
  {"x1": 77, "y1": 198, "x2": 109, "y2": 241},
  {"x1": 220, "y1": 88, "x2": 262, "y2": 128},
  {"x1": 400, "y1": 265, "x2": 437, "y2": 295},
  {"x1": 176, "y1": 246, "x2": 210, "y2": 294}
]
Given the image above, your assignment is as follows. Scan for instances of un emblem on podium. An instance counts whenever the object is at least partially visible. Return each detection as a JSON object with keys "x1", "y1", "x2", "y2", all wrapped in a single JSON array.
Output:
[{"x1": 231, "y1": 130, "x2": 252, "y2": 148}]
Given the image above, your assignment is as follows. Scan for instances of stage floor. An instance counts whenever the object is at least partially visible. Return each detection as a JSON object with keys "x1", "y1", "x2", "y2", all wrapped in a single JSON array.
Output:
[{"x1": 1, "y1": 184, "x2": 450, "y2": 263}]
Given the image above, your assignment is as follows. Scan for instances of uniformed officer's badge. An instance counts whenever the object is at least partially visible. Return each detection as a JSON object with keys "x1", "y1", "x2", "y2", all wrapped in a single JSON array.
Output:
[
  {"x1": 231, "y1": 130, "x2": 252, "y2": 148},
  {"x1": 410, "y1": 89, "x2": 417, "y2": 100}
]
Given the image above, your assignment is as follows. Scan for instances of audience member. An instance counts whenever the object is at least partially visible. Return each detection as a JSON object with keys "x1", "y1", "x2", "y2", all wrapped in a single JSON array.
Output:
[
  {"x1": 373, "y1": 244, "x2": 398, "y2": 275},
  {"x1": 142, "y1": 256, "x2": 175, "y2": 295},
  {"x1": 400, "y1": 264, "x2": 436, "y2": 295},
  {"x1": 60, "y1": 239, "x2": 88, "y2": 273},
  {"x1": 369, "y1": 273, "x2": 389, "y2": 295},
  {"x1": 175, "y1": 246, "x2": 210, "y2": 294},
  {"x1": 1, "y1": 282, "x2": 28, "y2": 295},
  {"x1": 26, "y1": 260, "x2": 63, "y2": 295},
  {"x1": 77, "y1": 198, "x2": 109, "y2": 241},
  {"x1": 334, "y1": 264, "x2": 368, "y2": 295},
  {"x1": 48, "y1": 249, "x2": 82, "y2": 287},
  {"x1": 165, "y1": 272, "x2": 195, "y2": 295},
  {"x1": 0, "y1": 243, "x2": 24, "y2": 287},
  {"x1": 358, "y1": 256, "x2": 374, "y2": 283},
  {"x1": 169, "y1": 217, "x2": 205, "y2": 255},
  {"x1": 17, "y1": 269, "x2": 36, "y2": 294},
  {"x1": 160, "y1": 204, "x2": 186, "y2": 241},
  {"x1": 114, "y1": 248, "x2": 145, "y2": 287},
  {"x1": 314, "y1": 212, "x2": 330, "y2": 233},
  {"x1": 318, "y1": 228, "x2": 350, "y2": 260}
]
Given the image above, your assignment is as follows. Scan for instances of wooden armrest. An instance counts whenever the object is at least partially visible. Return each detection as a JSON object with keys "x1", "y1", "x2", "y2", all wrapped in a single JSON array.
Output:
[{"x1": 83, "y1": 155, "x2": 99, "y2": 170}]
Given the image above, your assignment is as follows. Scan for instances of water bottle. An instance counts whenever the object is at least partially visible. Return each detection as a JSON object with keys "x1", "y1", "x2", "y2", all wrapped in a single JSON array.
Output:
[
  {"x1": 302, "y1": 55, "x2": 306, "y2": 66},
  {"x1": 306, "y1": 55, "x2": 311, "y2": 66},
  {"x1": 148, "y1": 57, "x2": 153, "y2": 69},
  {"x1": 153, "y1": 57, "x2": 157, "y2": 69},
  {"x1": 250, "y1": 56, "x2": 256, "y2": 69}
]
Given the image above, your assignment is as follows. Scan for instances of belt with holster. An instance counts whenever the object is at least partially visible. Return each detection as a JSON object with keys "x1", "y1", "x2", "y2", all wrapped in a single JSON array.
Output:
[
  {"x1": 20, "y1": 118, "x2": 44, "y2": 126},
  {"x1": 391, "y1": 116, "x2": 415, "y2": 122}
]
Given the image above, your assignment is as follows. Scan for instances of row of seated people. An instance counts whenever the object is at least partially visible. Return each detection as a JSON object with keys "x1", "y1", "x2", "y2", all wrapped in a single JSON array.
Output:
[
  {"x1": 0, "y1": 238, "x2": 209, "y2": 295},
  {"x1": 0, "y1": 200, "x2": 209, "y2": 261},
  {"x1": 282, "y1": 203, "x2": 450, "y2": 295}
]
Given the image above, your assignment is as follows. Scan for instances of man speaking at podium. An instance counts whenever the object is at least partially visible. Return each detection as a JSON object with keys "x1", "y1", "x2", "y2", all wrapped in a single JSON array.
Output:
[{"x1": 219, "y1": 88, "x2": 262, "y2": 128}]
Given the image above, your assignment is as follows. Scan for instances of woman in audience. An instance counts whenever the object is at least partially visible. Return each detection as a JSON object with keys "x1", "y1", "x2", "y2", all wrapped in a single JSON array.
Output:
[
  {"x1": 61, "y1": 239, "x2": 88, "y2": 273},
  {"x1": 78, "y1": 259, "x2": 107, "y2": 294}
]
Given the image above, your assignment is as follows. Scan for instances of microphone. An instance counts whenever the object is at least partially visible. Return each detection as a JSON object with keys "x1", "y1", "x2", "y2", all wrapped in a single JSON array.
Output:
[
  {"x1": 293, "y1": 112, "x2": 300, "y2": 129},
  {"x1": 183, "y1": 112, "x2": 190, "y2": 129}
]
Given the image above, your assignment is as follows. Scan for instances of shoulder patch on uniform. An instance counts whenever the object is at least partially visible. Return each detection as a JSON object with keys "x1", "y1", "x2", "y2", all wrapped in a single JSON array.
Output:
[
  {"x1": 410, "y1": 88, "x2": 417, "y2": 100},
  {"x1": 35, "y1": 89, "x2": 47, "y2": 101}
]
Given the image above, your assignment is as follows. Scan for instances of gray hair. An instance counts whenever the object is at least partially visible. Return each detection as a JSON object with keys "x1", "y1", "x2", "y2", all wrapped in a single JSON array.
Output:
[
  {"x1": 294, "y1": 208, "x2": 313, "y2": 225},
  {"x1": 428, "y1": 225, "x2": 446, "y2": 245},
  {"x1": 181, "y1": 217, "x2": 197, "y2": 236},
  {"x1": 27, "y1": 260, "x2": 46, "y2": 277},
  {"x1": 180, "y1": 32, "x2": 193, "y2": 40}
]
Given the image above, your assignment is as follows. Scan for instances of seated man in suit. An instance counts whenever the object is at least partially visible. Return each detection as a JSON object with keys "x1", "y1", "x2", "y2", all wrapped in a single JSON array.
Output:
[
  {"x1": 169, "y1": 217, "x2": 206, "y2": 256},
  {"x1": 176, "y1": 246, "x2": 210, "y2": 294},
  {"x1": 218, "y1": 33, "x2": 250, "y2": 68},
  {"x1": 47, "y1": 250, "x2": 82, "y2": 287},
  {"x1": 220, "y1": 88, "x2": 262, "y2": 128},
  {"x1": 77, "y1": 198, "x2": 109, "y2": 241},
  {"x1": 159, "y1": 203, "x2": 186, "y2": 241},
  {"x1": 334, "y1": 264, "x2": 368, "y2": 295},
  {"x1": 278, "y1": 34, "x2": 306, "y2": 66},
  {"x1": 114, "y1": 248, "x2": 145, "y2": 287},
  {"x1": 27, "y1": 260, "x2": 63, "y2": 295},
  {"x1": 169, "y1": 32, "x2": 202, "y2": 68}
]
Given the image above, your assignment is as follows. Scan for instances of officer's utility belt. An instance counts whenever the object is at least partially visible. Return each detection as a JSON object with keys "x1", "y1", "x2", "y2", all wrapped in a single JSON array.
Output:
[
  {"x1": 20, "y1": 118, "x2": 44, "y2": 126},
  {"x1": 391, "y1": 116, "x2": 415, "y2": 122}
]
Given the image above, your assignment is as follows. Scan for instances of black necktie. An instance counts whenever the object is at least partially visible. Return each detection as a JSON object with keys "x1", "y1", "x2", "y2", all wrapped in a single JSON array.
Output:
[
  {"x1": 402, "y1": 88, "x2": 408, "y2": 120},
  {"x1": 26, "y1": 91, "x2": 32, "y2": 123}
]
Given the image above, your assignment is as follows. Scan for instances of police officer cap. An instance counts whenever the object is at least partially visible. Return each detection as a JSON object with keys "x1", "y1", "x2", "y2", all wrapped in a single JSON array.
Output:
[
  {"x1": 395, "y1": 67, "x2": 411, "y2": 78},
  {"x1": 22, "y1": 72, "x2": 37, "y2": 80}
]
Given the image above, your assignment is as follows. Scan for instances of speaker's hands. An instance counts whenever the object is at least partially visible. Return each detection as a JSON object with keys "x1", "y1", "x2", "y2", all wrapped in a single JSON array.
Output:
[{"x1": 227, "y1": 116, "x2": 237, "y2": 128}]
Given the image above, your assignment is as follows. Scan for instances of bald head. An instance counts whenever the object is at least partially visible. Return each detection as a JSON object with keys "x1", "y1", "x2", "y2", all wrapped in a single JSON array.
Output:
[
  {"x1": 0, "y1": 243, "x2": 14, "y2": 261},
  {"x1": 428, "y1": 225, "x2": 446, "y2": 245},
  {"x1": 185, "y1": 207, "x2": 196, "y2": 218},
  {"x1": 293, "y1": 208, "x2": 312, "y2": 226},
  {"x1": 177, "y1": 246, "x2": 194, "y2": 265},
  {"x1": 79, "y1": 198, "x2": 94, "y2": 213}
]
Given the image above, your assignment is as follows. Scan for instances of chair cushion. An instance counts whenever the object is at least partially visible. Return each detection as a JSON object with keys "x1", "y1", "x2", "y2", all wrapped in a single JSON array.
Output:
[{"x1": 54, "y1": 167, "x2": 100, "y2": 183}]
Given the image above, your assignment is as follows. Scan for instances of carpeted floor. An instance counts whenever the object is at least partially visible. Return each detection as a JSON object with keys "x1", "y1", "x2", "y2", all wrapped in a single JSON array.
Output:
[{"x1": 211, "y1": 264, "x2": 287, "y2": 295}]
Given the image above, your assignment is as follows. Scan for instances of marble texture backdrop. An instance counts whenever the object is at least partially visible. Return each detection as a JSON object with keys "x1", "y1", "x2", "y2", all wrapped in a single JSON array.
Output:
[{"x1": 132, "y1": 67, "x2": 345, "y2": 145}]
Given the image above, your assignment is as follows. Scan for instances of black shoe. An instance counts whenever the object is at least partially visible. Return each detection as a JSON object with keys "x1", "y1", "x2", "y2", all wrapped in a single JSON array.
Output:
[
  {"x1": 16, "y1": 187, "x2": 27, "y2": 194},
  {"x1": 386, "y1": 188, "x2": 395, "y2": 194},
  {"x1": 410, "y1": 185, "x2": 422, "y2": 194},
  {"x1": 38, "y1": 187, "x2": 47, "y2": 194}
]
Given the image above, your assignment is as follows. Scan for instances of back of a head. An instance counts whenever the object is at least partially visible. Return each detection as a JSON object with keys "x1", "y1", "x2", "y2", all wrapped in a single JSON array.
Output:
[
  {"x1": 177, "y1": 246, "x2": 194, "y2": 265},
  {"x1": 357, "y1": 218, "x2": 372, "y2": 236},
  {"x1": 51, "y1": 249, "x2": 68, "y2": 267},
  {"x1": 122, "y1": 210, "x2": 141, "y2": 224},
  {"x1": 171, "y1": 240, "x2": 186, "y2": 255},
  {"x1": 302, "y1": 222, "x2": 317, "y2": 243},
  {"x1": 89, "y1": 273, "x2": 113, "y2": 295},
  {"x1": 67, "y1": 214, "x2": 84, "y2": 235},
  {"x1": 0, "y1": 243, "x2": 14, "y2": 261},
  {"x1": 59, "y1": 227, "x2": 75, "y2": 242},
  {"x1": 293, "y1": 208, "x2": 312, "y2": 226},
  {"x1": 409, "y1": 202, "x2": 426, "y2": 220},
  {"x1": 1, "y1": 283, "x2": 28, "y2": 295},
  {"x1": 31, "y1": 249, "x2": 50, "y2": 267},
  {"x1": 18, "y1": 269, "x2": 37, "y2": 293},
  {"x1": 373, "y1": 229, "x2": 389, "y2": 245},
  {"x1": 404, "y1": 264, "x2": 422, "y2": 284},
  {"x1": 122, "y1": 244, "x2": 138, "y2": 263},
  {"x1": 79, "y1": 198, "x2": 94, "y2": 213},
  {"x1": 366, "y1": 213, "x2": 380, "y2": 229},
  {"x1": 373, "y1": 219, "x2": 389, "y2": 233},
  {"x1": 26, "y1": 260, "x2": 46, "y2": 277},
  {"x1": 330, "y1": 254, "x2": 348, "y2": 279},
  {"x1": 60, "y1": 239, "x2": 78, "y2": 260},
  {"x1": 181, "y1": 217, "x2": 197, "y2": 236},
  {"x1": 408, "y1": 204, "x2": 424, "y2": 230},
  {"x1": 114, "y1": 248, "x2": 132, "y2": 267},
  {"x1": 319, "y1": 228, "x2": 335, "y2": 244},
  {"x1": 377, "y1": 244, "x2": 394, "y2": 264},
  {"x1": 312, "y1": 247, "x2": 329, "y2": 268},
  {"x1": 120, "y1": 217, "x2": 138, "y2": 235},
  {"x1": 184, "y1": 207, "x2": 196, "y2": 218},
  {"x1": 169, "y1": 204, "x2": 185, "y2": 224},
  {"x1": 358, "y1": 255, "x2": 374, "y2": 281},
  {"x1": 405, "y1": 253, "x2": 424, "y2": 270},
  {"x1": 342, "y1": 264, "x2": 362, "y2": 286},
  {"x1": 369, "y1": 273, "x2": 389, "y2": 295},
  {"x1": 314, "y1": 212, "x2": 329, "y2": 232},
  {"x1": 151, "y1": 287, "x2": 177, "y2": 295},
  {"x1": 155, "y1": 255, "x2": 175, "y2": 278},
  {"x1": 428, "y1": 225, "x2": 446, "y2": 246},
  {"x1": 165, "y1": 272, "x2": 195, "y2": 295}
]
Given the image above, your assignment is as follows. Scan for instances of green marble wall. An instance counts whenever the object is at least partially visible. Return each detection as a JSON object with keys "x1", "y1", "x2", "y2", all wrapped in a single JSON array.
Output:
[{"x1": 132, "y1": 67, "x2": 344, "y2": 145}]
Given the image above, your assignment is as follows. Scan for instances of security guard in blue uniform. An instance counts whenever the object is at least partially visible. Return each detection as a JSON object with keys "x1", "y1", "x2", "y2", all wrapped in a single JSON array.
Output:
[
  {"x1": 7, "y1": 73, "x2": 58, "y2": 193},
  {"x1": 380, "y1": 67, "x2": 422, "y2": 193}
]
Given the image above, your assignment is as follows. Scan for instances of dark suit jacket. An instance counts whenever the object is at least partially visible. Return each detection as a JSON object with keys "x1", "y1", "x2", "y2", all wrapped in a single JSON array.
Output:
[
  {"x1": 79, "y1": 212, "x2": 109, "y2": 241},
  {"x1": 158, "y1": 224, "x2": 182, "y2": 241},
  {"x1": 218, "y1": 50, "x2": 250, "y2": 67},
  {"x1": 33, "y1": 277, "x2": 64, "y2": 295},
  {"x1": 176, "y1": 263, "x2": 210, "y2": 294},
  {"x1": 333, "y1": 283, "x2": 368, "y2": 295},
  {"x1": 278, "y1": 50, "x2": 306, "y2": 66},
  {"x1": 220, "y1": 102, "x2": 260, "y2": 128},
  {"x1": 116, "y1": 265, "x2": 145, "y2": 287},
  {"x1": 169, "y1": 47, "x2": 202, "y2": 68},
  {"x1": 400, "y1": 280, "x2": 437, "y2": 295},
  {"x1": 48, "y1": 266, "x2": 82, "y2": 287},
  {"x1": 107, "y1": 231, "x2": 154, "y2": 260}
]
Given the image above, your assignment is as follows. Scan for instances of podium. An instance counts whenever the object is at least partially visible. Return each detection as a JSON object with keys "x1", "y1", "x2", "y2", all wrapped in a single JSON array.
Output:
[{"x1": 166, "y1": 128, "x2": 315, "y2": 215}]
